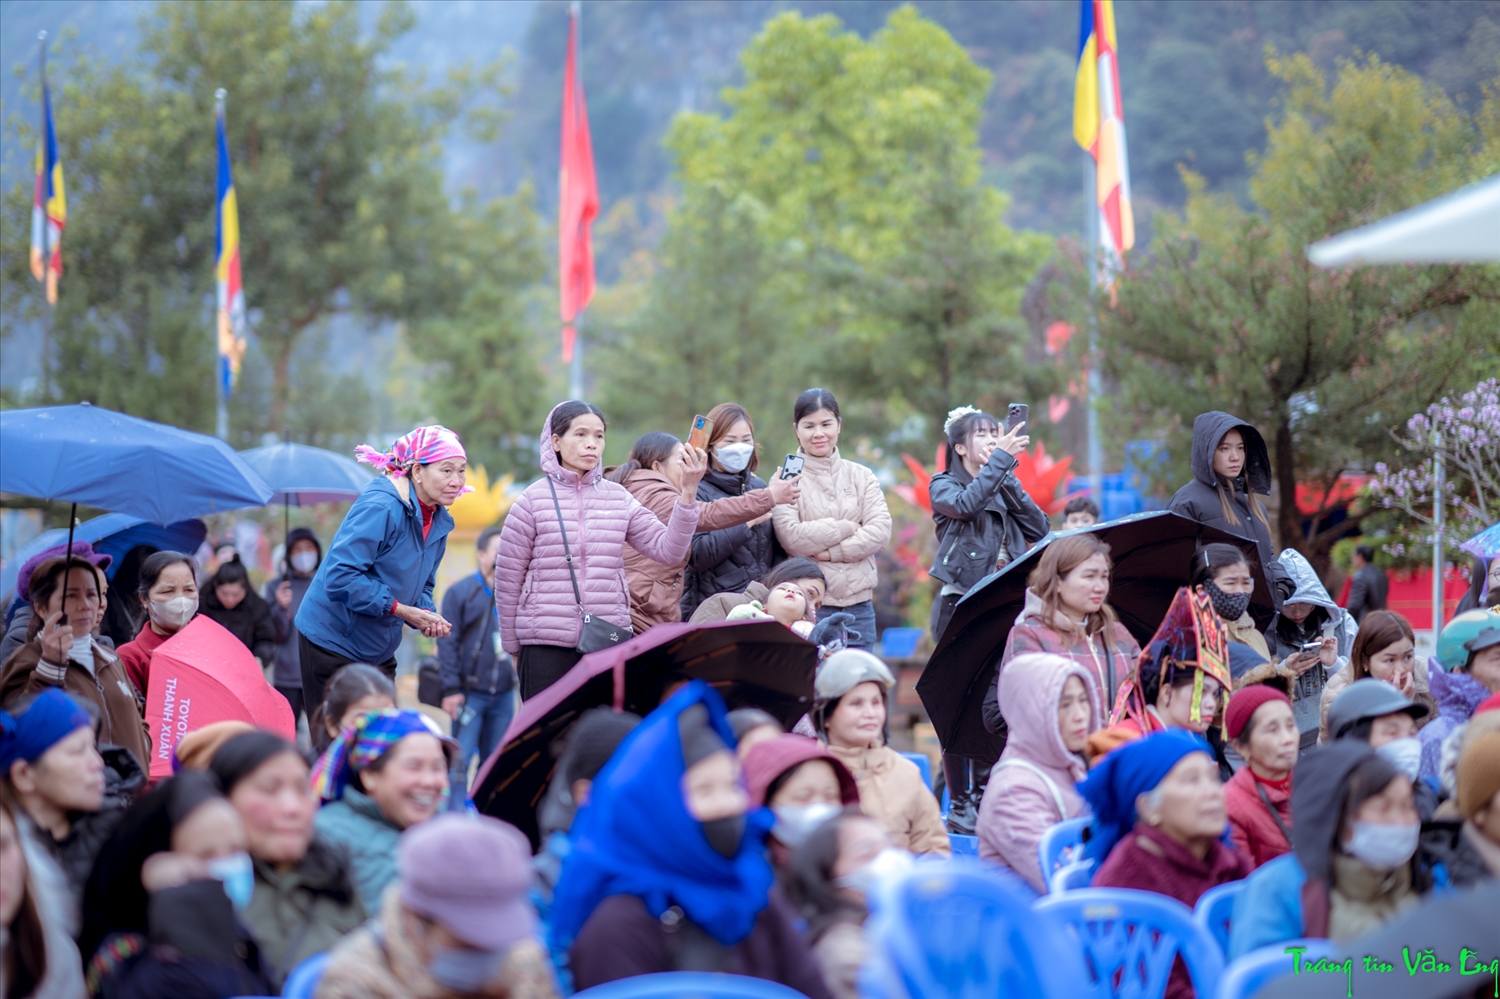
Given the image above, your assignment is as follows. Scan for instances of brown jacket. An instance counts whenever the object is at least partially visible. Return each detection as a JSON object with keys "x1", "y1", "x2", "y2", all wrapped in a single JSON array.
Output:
[
  {"x1": 689, "y1": 581, "x2": 770, "y2": 624},
  {"x1": 622, "y1": 470, "x2": 774, "y2": 633},
  {"x1": 772, "y1": 450, "x2": 891, "y2": 608},
  {"x1": 824, "y1": 743, "x2": 950, "y2": 856},
  {"x1": 1, "y1": 638, "x2": 151, "y2": 768}
]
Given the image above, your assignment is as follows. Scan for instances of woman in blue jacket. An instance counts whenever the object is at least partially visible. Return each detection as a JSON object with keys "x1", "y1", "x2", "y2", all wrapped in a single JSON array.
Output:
[{"x1": 296, "y1": 426, "x2": 469, "y2": 710}]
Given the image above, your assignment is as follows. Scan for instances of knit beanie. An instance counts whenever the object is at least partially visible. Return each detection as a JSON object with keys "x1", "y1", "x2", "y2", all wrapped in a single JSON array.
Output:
[
  {"x1": 1456, "y1": 731, "x2": 1500, "y2": 821},
  {"x1": 1224, "y1": 685, "x2": 1291, "y2": 742}
]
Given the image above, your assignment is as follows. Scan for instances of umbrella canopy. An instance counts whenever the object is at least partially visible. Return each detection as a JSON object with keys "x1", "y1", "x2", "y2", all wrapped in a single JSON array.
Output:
[
  {"x1": 916, "y1": 511, "x2": 1271, "y2": 758},
  {"x1": 237, "y1": 441, "x2": 374, "y2": 506},
  {"x1": 0, "y1": 403, "x2": 272, "y2": 524},
  {"x1": 1, "y1": 513, "x2": 206, "y2": 604},
  {"x1": 1306, "y1": 174, "x2": 1500, "y2": 266},
  {"x1": 1460, "y1": 522, "x2": 1500, "y2": 561},
  {"x1": 472, "y1": 619, "x2": 816, "y2": 847},
  {"x1": 144, "y1": 615, "x2": 295, "y2": 779}
]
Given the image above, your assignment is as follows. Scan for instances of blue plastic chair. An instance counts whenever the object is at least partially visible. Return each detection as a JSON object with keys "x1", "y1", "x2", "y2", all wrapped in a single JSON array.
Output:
[
  {"x1": 1049, "y1": 858, "x2": 1096, "y2": 894},
  {"x1": 1035, "y1": 888, "x2": 1225, "y2": 999},
  {"x1": 861, "y1": 860, "x2": 1089, "y2": 999},
  {"x1": 1037, "y1": 816, "x2": 1090, "y2": 887},
  {"x1": 280, "y1": 951, "x2": 330, "y2": 999},
  {"x1": 900, "y1": 751, "x2": 934, "y2": 790},
  {"x1": 1216, "y1": 939, "x2": 1338, "y2": 999},
  {"x1": 949, "y1": 833, "x2": 979, "y2": 856},
  {"x1": 571, "y1": 971, "x2": 810, "y2": 999},
  {"x1": 1194, "y1": 880, "x2": 1244, "y2": 955}
]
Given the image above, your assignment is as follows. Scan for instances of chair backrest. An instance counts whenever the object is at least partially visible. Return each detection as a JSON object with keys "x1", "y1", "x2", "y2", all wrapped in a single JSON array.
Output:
[
  {"x1": 1194, "y1": 880, "x2": 1244, "y2": 955},
  {"x1": 949, "y1": 833, "x2": 979, "y2": 856},
  {"x1": 862, "y1": 861, "x2": 1088, "y2": 999},
  {"x1": 280, "y1": 951, "x2": 330, "y2": 999},
  {"x1": 1034, "y1": 888, "x2": 1225, "y2": 999},
  {"x1": 900, "y1": 751, "x2": 934, "y2": 790},
  {"x1": 571, "y1": 972, "x2": 810, "y2": 999},
  {"x1": 1049, "y1": 858, "x2": 1096, "y2": 894},
  {"x1": 1037, "y1": 816, "x2": 1090, "y2": 884},
  {"x1": 1216, "y1": 939, "x2": 1339, "y2": 999}
]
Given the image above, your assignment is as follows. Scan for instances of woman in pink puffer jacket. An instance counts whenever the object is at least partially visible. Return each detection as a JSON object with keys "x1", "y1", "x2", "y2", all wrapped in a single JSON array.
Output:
[{"x1": 496, "y1": 402, "x2": 705, "y2": 697}]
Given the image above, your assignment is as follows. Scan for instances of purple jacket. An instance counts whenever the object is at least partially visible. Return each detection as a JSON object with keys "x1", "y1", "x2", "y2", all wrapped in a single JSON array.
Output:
[{"x1": 495, "y1": 406, "x2": 698, "y2": 654}]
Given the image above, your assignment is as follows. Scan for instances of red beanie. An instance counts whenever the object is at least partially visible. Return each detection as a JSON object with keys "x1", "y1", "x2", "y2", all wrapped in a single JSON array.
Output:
[{"x1": 1225, "y1": 685, "x2": 1291, "y2": 742}]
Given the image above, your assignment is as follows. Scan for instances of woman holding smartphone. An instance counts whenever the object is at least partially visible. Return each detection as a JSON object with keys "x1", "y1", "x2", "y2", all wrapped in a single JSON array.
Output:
[{"x1": 772, "y1": 389, "x2": 891, "y2": 652}]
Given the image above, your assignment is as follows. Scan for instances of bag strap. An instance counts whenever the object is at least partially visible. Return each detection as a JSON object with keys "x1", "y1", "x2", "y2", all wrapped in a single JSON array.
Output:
[
  {"x1": 995, "y1": 758, "x2": 1067, "y2": 817},
  {"x1": 546, "y1": 478, "x2": 584, "y2": 613},
  {"x1": 1255, "y1": 779, "x2": 1294, "y2": 844}
]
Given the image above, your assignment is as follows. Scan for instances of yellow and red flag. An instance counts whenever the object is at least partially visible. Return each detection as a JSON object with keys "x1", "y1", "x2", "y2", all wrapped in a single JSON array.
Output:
[
  {"x1": 29, "y1": 72, "x2": 65, "y2": 304},
  {"x1": 1074, "y1": 0, "x2": 1133, "y2": 280},
  {"x1": 558, "y1": 4, "x2": 598, "y2": 365},
  {"x1": 215, "y1": 95, "x2": 248, "y2": 396}
]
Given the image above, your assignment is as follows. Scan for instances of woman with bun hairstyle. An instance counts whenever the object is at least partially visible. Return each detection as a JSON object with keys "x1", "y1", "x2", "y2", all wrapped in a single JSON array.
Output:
[
  {"x1": 772, "y1": 389, "x2": 891, "y2": 652},
  {"x1": 496, "y1": 402, "x2": 703, "y2": 698}
]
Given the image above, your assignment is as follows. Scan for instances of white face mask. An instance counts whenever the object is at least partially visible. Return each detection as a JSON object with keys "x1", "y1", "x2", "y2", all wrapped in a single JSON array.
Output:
[
  {"x1": 289, "y1": 550, "x2": 318, "y2": 574},
  {"x1": 772, "y1": 801, "x2": 841, "y2": 849},
  {"x1": 149, "y1": 595, "x2": 198, "y2": 631},
  {"x1": 833, "y1": 847, "x2": 914, "y2": 898},
  {"x1": 715, "y1": 443, "x2": 755, "y2": 473},
  {"x1": 1344, "y1": 820, "x2": 1419, "y2": 870},
  {"x1": 1375, "y1": 736, "x2": 1422, "y2": 782}
]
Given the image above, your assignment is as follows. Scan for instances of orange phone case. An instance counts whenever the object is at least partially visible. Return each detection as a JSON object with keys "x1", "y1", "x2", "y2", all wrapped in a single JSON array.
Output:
[{"x1": 687, "y1": 415, "x2": 713, "y2": 451}]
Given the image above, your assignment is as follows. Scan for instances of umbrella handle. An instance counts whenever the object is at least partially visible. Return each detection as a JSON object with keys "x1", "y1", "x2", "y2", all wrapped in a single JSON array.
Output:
[{"x1": 613, "y1": 659, "x2": 624, "y2": 713}]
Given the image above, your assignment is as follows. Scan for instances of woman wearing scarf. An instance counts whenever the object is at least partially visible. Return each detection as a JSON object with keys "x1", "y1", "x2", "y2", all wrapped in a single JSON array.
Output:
[
  {"x1": 1222, "y1": 686, "x2": 1299, "y2": 869},
  {"x1": 296, "y1": 426, "x2": 471, "y2": 710},
  {"x1": 310, "y1": 709, "x2": 456, "y2": 911},
  {"x1": 1081, "y1": 730, "x2": 1250, "y2": 999},
  {"x1": 551, "y1": 682, "x2": 831, "y2": 997}
]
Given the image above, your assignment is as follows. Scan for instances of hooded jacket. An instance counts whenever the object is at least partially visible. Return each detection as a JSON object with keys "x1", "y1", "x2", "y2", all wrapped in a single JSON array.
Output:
[
  {"x1": 977, "y1": 653, "x2": 1099, "y2": 891},
  {"x1": 928, "y1": 449, "x2": 1049, "y2": 594},
  {"x1": 620, "y1": 468, "x2": 773, "y2": 633},
  {"x1": 295, "y1": 475, "x2": 453, "y2": 664},
  {"x1": 263, "y1": 526, "x2": 321, "y2": 689},
  {"x1": 495, "y1": 406, "x2": 699, "y2": 654},
  {"x1": 771, "y1": 449, "x2": 891, "y2": 608},
  {"x1": 200, "y1": 582, "x2": 276, "y2": 666},
  {"x1": 1168, "y1": 412, "x2": 1292, "y2": 603},
  {"x1": 0, "y1": 636, "x2": 152, "y2": 770},
  {"x1": 1262, "y1": 549, "x2": 1354, "y2": 741},
  {"x1": 823, "y1": 743, "x2": 950, "y2": 857},
  {"x1": 683, "y1": 467, "x2": 776, "y2": 621},
  {"x1": 1418, "y1": 668, "x2": 1491, "y2": 779}
]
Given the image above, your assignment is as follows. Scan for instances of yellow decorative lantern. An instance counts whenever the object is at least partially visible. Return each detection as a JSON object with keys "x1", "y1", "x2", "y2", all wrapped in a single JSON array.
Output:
[{"x1": 448, "y1": 466, "x2": 517, "y2": 533}]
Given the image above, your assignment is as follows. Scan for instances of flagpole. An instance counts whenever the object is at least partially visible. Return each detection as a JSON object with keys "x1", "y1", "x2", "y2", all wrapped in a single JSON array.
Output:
[
  {"x1": 37, "y1": 31, "x2": 51, "y2": 398},
  {"x1": 569, "y1": 1, "x2": 585, "y2": 402},
  {"x1": 1084, "y1": 151, "x2": 1102, "y2": 506},
  {"x1": 215, "y1": 88, "x2": 230, "y2": 441}
]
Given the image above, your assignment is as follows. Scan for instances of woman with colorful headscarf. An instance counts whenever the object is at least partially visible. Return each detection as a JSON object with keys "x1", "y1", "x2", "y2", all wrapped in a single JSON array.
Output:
[
  {"x1": 296, "y1": 426, "x2": 471, "y2": 709},
  {"x1": 310, "y1": 709, "x2": 457, "y2": 910}
]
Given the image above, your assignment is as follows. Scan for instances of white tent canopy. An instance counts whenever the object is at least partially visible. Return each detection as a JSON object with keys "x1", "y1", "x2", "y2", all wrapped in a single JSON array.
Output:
[{"x1": 1306, "y1": 174, "x2": 1500, "y2": 266}]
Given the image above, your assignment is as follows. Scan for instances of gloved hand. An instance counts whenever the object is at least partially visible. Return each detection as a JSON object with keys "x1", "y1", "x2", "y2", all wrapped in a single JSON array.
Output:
[{"x1": 809, "y1": 612, "x2": 862, "y2": 650}]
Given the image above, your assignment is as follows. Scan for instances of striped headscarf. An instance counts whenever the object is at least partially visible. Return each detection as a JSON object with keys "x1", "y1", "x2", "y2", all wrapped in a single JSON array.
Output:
[
  {"x1": 310, "y1": 709, "x2": 453, "y2": 803},
  {"x1": 355, "y1": 425, "x2": 473, "y2": 494}
]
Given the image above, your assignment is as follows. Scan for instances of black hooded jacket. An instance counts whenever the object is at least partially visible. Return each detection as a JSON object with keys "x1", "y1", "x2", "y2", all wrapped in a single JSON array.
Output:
[
  {"x1": 681, "y1": 467, "x2": 775, "y2": 620},
  {"x1": 263, "y1": 526, "x2": 322, "y2": 689},
  {"x1": 1168, "y1": 411, "x2": 1293, "y2": 603}
]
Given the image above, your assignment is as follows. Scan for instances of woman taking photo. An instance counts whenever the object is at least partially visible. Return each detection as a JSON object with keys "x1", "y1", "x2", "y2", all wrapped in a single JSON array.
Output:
[
  {"x1": 1319, "y1": 610, "x2": 1436, "y2": 743},
  {"x1": 497, "y1": 402, "x2": 704, "y2": 698},
  {"x1": 113, "y1": 550, "x2": 199, "y2": 692},
  {"x1": 683, "y1": 403, "x2": 799, "y2": 620},
  {"x1": 773, "y1": 389, "x2": 891, "y2": 651},
  {"x1": 297, "y1": 426, "x2": 469, "y2": 711}
]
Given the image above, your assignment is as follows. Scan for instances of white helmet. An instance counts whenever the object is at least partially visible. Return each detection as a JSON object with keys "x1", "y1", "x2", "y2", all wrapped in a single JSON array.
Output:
[{"x1": 813, "y1": 650, "x2": 894, "y2": 743}]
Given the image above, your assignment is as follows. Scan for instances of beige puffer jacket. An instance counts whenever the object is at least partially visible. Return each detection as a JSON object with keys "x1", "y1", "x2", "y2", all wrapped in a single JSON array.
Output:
[
  {"x1": 771, "y1": 449, "x2": 891, "y2": 608},
  {"x1": 824, "y1": 743, "x2": 950, "y2": 856}
]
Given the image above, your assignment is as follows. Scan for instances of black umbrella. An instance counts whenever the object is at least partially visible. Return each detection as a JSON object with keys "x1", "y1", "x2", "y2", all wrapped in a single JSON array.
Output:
[
  {"x1": 916, "y1": 511, "x2": 1273, "y2": 758},
  {"x1": 472, "y1": 619, "x2": 816, "y2": 848}
]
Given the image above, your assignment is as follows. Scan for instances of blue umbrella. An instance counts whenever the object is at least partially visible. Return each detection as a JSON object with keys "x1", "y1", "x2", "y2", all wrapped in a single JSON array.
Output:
[
  {"x1": 237, "y1": 440, "x2": 374, "y2": 506},
  {"x1": 0, "y1": 513, "x2": 207, "y2": 603},
  {"x1": 1460, "y1": 522, "x2": 1500, "y2": 561}
]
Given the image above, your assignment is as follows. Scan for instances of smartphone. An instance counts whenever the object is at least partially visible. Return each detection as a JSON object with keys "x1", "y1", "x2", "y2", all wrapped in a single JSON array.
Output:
[
  {"x1": 687, "y1": 414, "x2": 713, "y2": 452},
  {"x1": 782, "y1": 454, "x2": 805, "y2": 477},
  {"x1": 1006, "y1": 402, "x2": 1029, "y2": 433},
  {"x1": 1300, "y1": 640, "x2": 1324, "y2": 654}
]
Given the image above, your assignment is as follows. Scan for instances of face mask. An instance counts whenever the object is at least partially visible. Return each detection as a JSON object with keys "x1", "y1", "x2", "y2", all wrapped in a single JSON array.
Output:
[
  {"x1": 1375, "y1": 736, "x2": 1422, "y2": 782},
  {"x1": 714, "y1": 442, "x2": 755, "y2": 473},
  {"x1": 1344, "y1": 820, "x2": 1419, "y2": 871},
  {"x1": 833, "y1": 847, "x2": 914, "y2": 898},
  {"x1": 150, "y1": 595, "x2": 198, "y2": 631},
  {"x1": 290, "y1": 550, "x2": 318, "y2": 574},
  {"x1": 206, "y1": 851, "x2": 255, "y2": 911},
  {"x1": 69, "y1": 634, "x2": 95, "y2": 672},
  {"x1": 772, "y1": 802, "x2": 841, "y2": 849},
  {"x1": 1204, "y1": 580, "x2": 1252, "y2": 623},
  {"x1": 427, "y1": 945, "x2": 506, "y2": 993},
  {"x1": 701, "y1": 814, "x2": 746, "y2": 859}
]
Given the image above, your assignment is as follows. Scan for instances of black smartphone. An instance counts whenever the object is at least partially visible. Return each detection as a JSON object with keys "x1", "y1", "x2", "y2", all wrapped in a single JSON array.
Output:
[
  {"x1": 782, "y1": 454, "x2": 805, "y2": 477},
  {"x1": 1006, "y1": 403, "x2": 1029, "y2": 433}
]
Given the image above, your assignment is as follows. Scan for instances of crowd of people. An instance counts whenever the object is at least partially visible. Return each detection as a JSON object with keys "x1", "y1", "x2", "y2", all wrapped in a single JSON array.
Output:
[{"x1": 2, "y1": 392, "x2": 1498, "y2": 999}]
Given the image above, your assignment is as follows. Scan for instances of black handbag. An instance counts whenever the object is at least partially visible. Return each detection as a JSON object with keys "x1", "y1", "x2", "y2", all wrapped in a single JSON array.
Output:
[{"x1": 547, "y1": 478, "x2": 633, "y2": 654}]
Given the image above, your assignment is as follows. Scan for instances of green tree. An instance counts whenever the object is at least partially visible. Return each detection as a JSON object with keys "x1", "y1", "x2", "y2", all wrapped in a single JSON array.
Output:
[{"x1": 1093, "y1": 52, "x2": 1500, "y2": 563}]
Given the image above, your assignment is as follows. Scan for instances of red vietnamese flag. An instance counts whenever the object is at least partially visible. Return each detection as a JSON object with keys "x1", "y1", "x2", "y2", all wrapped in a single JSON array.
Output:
[{"x1": 558, "y1": 6, "x2": 598, "y2": 364}]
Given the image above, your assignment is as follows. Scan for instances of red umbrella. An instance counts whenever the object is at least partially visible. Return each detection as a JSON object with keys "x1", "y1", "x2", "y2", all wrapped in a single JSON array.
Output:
[{"x1": 144, "y1": 616, "x2": 295, "y2": 779}]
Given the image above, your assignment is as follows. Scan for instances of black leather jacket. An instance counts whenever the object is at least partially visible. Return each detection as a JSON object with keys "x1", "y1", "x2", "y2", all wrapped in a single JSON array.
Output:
[{"x1": 928, "y1": 450, "x2": 1049, "y2": 595}]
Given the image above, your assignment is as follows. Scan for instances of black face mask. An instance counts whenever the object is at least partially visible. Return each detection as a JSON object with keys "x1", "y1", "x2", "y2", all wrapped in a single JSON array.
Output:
[
  {"x1": 701, "y1": 815, "x2": 745, "y2": 859},
  {"x1": 1204, "y1": 579, "x2": 1252, "y2": 623}
]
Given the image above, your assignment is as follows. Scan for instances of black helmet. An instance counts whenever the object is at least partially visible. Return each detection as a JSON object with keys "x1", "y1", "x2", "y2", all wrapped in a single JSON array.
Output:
[{"x1": 1327, "y1": 677, "x2": 1430, "y2": 741}]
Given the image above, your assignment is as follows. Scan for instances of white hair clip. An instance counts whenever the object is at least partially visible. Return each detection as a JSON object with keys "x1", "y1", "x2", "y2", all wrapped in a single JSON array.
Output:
[{"x1": 943, "y1": 406, "x2": 982, "y2": 435}]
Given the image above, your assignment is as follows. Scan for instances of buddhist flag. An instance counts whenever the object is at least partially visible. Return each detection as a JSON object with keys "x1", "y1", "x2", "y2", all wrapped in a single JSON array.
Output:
[
  {"x1": 1074, "y1": 0, "x2": 1134, "y2": 280},
  {"x1": 215, "y1": 93, "x2": 248, "y2": 396},
  {"x1": 558, "y1": 4, "x2": 598, "y2": 365},
  {"x1": 29, "y1": 70, "x2": 65, "y2": 304}
]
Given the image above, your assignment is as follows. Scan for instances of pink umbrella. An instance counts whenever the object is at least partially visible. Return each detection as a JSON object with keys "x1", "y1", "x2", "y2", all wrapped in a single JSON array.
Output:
[{"x1": 144, "y1": 616, "x2": 295, "y2": 779}]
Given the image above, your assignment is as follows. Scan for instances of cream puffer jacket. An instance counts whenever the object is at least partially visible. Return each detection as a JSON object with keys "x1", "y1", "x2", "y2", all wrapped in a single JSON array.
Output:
[{"x1": 771, "y1": 449, "x2": 891, "y2": 608}]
